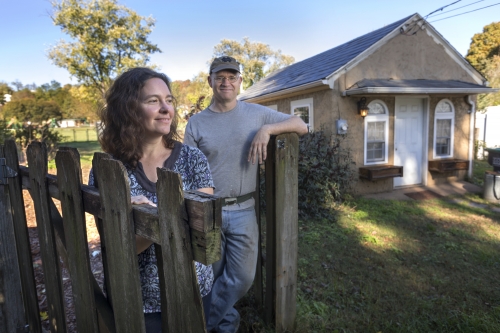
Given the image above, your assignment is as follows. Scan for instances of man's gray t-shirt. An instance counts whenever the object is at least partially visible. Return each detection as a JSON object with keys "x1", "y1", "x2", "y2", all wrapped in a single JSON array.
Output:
[{"x1": 184, "y1": 101, "x2": 290, "y2": 209}]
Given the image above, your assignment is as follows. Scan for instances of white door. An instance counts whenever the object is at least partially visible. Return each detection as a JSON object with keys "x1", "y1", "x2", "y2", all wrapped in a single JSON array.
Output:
[{"x1": 394, "y1": 98, "x2": 424, "y2": 187}]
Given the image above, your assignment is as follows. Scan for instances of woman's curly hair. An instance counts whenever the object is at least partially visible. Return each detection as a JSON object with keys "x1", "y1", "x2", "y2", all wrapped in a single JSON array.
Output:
[{"x1": 98, "y1": 67, "x2": 180, "y2": 168}]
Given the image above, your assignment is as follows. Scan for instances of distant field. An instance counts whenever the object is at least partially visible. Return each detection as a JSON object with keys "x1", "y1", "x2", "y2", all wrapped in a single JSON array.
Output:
[{"x1": 54, "y1": 127, "x2": 99, "y2": 142}]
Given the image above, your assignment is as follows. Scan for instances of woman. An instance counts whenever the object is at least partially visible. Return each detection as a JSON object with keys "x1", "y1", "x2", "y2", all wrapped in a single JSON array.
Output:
[{"x1": 88, "y1": 67, "x2": 214, "y2": 332}]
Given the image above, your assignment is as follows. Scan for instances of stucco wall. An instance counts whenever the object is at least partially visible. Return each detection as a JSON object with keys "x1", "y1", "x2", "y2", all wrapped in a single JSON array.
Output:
[{"x1": 345, "y1": 28, "x2": 477, "y2": 88}]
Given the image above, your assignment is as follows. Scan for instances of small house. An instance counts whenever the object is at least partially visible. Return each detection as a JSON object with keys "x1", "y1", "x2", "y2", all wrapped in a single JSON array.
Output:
[{"x1": 238, "y1": 13, "x2": 498, "y2": 194}]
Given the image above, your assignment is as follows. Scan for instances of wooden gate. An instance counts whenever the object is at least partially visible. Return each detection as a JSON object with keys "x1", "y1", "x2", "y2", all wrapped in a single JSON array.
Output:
[{"x1": 0, "y1": 133, "x2": 298, "y2": 333}]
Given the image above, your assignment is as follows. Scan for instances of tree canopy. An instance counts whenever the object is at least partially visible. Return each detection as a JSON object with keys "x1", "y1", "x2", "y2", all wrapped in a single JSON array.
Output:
[
  {"x1": 48, "y1": 0, "x2": 161, "y2": 100},
  {"x1": 466, "y1": 21, "x2": 500, "y2": 74},
  {"x1": 211, "y1": 37, "x2": 294, "y2": 90}
]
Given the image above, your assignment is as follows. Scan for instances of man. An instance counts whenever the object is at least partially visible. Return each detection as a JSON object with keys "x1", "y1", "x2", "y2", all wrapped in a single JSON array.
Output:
[{"x1": 184, "y1": 56, "x2": 308, "y2": 332}]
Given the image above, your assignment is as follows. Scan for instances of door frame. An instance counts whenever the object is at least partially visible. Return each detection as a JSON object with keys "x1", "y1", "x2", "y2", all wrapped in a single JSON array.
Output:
[{"x1": 393, "y1": 96, "x2": 430, "y2": 188}]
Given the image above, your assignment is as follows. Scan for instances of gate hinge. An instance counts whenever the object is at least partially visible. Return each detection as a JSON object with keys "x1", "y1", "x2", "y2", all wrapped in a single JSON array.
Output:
[{"x1": 0, "y1": 158, "x2": 18, "y2": 185}]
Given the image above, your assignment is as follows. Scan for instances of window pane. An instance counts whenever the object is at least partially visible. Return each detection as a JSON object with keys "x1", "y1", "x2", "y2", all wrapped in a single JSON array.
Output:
[
  {"x1": 293, "y1": 106, "x2": 309, "y2": 124},
  {"x1": 368, "y1": 102, "x2": 385, "y2": 114},
  {"x1": 367, "y1": 121, "x2": 385, "y2": 141},
  {"x1": 436, "y1": 119, "x2": 451, "y2": 156},
  {"x1": 437, "y1": 101, "x2": 452, "y2": 113},
  {"x1": 367, "y1": 142, "x2": 384, "y2": 162}
]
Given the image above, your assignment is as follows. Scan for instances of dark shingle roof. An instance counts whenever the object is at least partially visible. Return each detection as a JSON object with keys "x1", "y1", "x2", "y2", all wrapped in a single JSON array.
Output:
[{"x1": 239, "y1": 14, "x2": 415, "y2": 101}]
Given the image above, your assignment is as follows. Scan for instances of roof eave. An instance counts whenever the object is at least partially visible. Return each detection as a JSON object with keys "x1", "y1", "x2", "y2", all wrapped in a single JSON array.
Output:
[
  {"x1": 239, "y1": 80, "x2": 328, "y2": 103},
  {"x1": 343, "y1": 87, "x2": 499, "y2": 96}
]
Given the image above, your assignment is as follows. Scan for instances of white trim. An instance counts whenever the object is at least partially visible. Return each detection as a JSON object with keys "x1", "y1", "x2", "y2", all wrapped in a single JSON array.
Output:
[
  {"x1": 423, "y1": 97, "x2": 430, "y2": 186},
  {"x1": 466, "y1": 95, "x2": 475, "y2": 179},
  {"x1": 291, "y1": 98, "x2": 314, "y2": 131},
  {"x1": 343, "y1": 87, "x2": 498, "y2": 96},
  {"x1": 238, "y1": 80, "x2": 326, "y2": 103},
  {"x1": 433, "y1": 99, "x2": 455, "y2": 159},
  {"x1": 364, "y1": 100, "x2": 389, "y2": 165}
]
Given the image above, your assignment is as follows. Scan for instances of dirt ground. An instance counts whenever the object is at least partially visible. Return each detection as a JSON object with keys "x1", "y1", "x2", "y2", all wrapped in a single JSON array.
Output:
[{"x1": 25, "y1": 166, "x2": 104, "y2": 332}]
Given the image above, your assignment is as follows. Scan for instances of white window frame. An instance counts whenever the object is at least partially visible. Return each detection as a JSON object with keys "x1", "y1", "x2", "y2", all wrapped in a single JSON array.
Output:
[
  {"x1": 433, "y1": 99, "x2": 455, "y2": 159},
  {"x1": 364, "y1": 100, "x2": 389, "y2": 165},
  {"x1": 267, "y1": 104, "x2": 278, "y2": 111},
  {"x1": 291, "y1": 98, "x2": 313, "y2": 131}
]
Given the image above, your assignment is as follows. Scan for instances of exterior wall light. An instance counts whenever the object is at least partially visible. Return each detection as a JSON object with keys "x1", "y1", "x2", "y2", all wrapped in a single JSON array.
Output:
[{"x1": 358, "y1": 97, "x2": 369, "y2": 118}]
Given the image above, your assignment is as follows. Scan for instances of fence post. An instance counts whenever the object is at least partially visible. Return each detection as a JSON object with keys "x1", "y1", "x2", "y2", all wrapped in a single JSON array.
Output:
[
  {"x1": 56, "y1": 148, "x2": 99, "y2": 332},
  {"x1": 93, "y1": 157, "x2": 145, "y2": 333},
  {"x1": 3, "y1": 139, "x2": 42, "y2": 333},
  {"x1": 0, "y1": 149, "x2": 27, "y2": 333},
  {"x1": 155, "y1": 168, "x2": 206, "y2": 332},
  {"x1": 27, "y1": 142, "x2": 67, "y2": 332},
  {"x1": 264, "y1": 133, "x2": 299, "y2": 332}
]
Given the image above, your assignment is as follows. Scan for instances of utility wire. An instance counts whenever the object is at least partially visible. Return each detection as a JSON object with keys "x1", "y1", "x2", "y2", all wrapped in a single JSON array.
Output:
[
  {"x1": 401, "y1": 0, "x2": 463, "y2": 35},
  {"x1": 427, "y1": 0, "x2": 485, "y2": 17},
  {"x1": 430, "y1": 2, "x2": 500, "y2": 22},
  {"x1": 425, "y1": 0, "x2": 462, "y2": 18}
]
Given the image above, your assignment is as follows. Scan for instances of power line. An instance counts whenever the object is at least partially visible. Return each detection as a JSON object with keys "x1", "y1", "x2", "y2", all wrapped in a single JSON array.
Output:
[
  {"x1": 428, "y1": 0, "x2": 485, "y2": 18},
  {"x1": 430, "y1": 2, "x2": 500, "y2": 22},
  {"x1": 425, "y1": 0, "x2": 462, "y2": 18}
]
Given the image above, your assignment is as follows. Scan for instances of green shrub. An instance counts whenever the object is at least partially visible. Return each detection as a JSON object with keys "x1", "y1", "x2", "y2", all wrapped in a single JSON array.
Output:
[{"x1": 297, "y1": 130, "x2": 356, "y2": 218}]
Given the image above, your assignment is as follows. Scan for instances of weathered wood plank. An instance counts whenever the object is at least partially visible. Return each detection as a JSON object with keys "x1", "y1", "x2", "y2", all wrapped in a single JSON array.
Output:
[
  {"x1": 27, "y1": 142, "x2": 67, "y2": 332},
  {"x1": 56, "y1": 149, "x2": 99, "y2": 332},
  {"x1": 254, "y1": 164, "x2": 264, "y2": 309},
  {"x1": 20, "y1": 164, "x2": 220, "y2": 264},
  {"x1": 0, "y1": 150, "x2": 26, "y2": 333},
  {"x1": 155, "y1": 169, "x2": 206, "y2": 333},
  {"x1": 91, "y1": 152, "x2": 114, "y2": 309},
  {"x1": 274, "y1": 133, "x2": 299, "y2": 332},
  {"x1": 3, "y1": 140, "x2": 42, "y2": 333},
  {"x1": 93, "y1": 156, "x2": 145, "y2": 333},
  {"x1": 265, "y1": 136, "x2": 277, "y2": 325}
]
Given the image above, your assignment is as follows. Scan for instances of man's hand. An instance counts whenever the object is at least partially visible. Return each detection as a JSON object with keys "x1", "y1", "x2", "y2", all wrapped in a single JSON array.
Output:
[{"x1": 248, "y1": 125, "x2": 271, "y2": 165}]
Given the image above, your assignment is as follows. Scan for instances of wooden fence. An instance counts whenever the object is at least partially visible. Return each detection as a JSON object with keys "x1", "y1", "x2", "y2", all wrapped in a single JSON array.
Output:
[{"x1": 0, "y1": 133, "x2": 298, "y2": 333}]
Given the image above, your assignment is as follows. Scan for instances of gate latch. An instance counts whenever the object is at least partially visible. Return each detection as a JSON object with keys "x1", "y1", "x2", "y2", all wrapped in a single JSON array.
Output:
[{"x1": 0, "y1": 158, "x2": 18, "y2": 185}]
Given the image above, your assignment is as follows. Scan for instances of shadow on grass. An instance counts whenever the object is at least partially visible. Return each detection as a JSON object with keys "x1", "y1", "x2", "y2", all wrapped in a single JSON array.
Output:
[{"x1": 237, "y1": 194, "x2": 500, "y2": 333}]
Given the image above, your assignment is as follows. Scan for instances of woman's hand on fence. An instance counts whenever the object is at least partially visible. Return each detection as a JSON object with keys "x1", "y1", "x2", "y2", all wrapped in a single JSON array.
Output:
[{"x1": 131, "y1": 195, "x2": 157, "y2": 207}]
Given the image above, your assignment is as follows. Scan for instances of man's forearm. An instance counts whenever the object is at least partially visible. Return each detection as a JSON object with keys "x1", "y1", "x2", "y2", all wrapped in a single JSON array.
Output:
[{"x1": 265, "y1": 116, "x2": 308, "y2": 137}]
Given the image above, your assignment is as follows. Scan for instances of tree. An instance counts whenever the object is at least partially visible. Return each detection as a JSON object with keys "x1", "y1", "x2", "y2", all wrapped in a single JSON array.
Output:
[
  {"x1": 466, "y1": 21, "x2": 500, "y2": 74},
  {"x1": 171, "y1": 72, "x2": 213, "y2": 119},
  {"x1": 48, "y1": 0, "x2": 161, "y2": 101},
  {"x1": 2, "y1": 99, "x2": 63, "y2": 124},
  {"x1": 477, "y1": 56, "x2": 500, "y2": 110},
  {"x1": 0, "y1": 82, "x2": 13, "y2": 104},
  {"x1": 211, "y1": 37, "x2": 294, "y2": 89}
]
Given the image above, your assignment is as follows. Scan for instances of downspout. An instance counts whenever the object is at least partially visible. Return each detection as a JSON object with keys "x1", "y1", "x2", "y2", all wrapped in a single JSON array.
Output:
[{"x1": 465, "y1": 95, "x2": 475, "y2": 179}]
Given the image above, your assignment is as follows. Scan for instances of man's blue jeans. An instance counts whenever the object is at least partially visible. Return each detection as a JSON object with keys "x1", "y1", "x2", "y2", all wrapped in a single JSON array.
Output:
[{"x1": 206, "y1": 206, "x2": 259, "y2": 332}]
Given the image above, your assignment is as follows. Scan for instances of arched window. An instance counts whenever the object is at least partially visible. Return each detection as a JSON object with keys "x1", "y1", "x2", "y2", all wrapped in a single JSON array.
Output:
[
  {"x1": 364, "y1": 100, "x2": 389, "y2": 164},
  {"x1": 433, "y1": 99, "x2": 455, "y2": 158}
]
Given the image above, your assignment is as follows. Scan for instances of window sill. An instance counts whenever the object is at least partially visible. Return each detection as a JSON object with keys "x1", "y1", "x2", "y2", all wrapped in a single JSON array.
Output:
[
  {"x1": 428, "y1": 158, "x2": 469, "y2": 173},
  {"x1": 359, "y1": 165, "x2": 404, "y2": 181}
]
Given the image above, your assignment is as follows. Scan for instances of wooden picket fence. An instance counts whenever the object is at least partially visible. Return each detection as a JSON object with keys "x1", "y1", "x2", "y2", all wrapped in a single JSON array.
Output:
[{"x1": 0, "y1": 133, "x2": 298, "y2": 333}]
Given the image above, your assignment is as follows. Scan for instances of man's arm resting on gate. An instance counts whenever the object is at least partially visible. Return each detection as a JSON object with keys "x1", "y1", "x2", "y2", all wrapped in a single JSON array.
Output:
[{"x1": 248, "y1": 115, "x2": 308, "y2": 164}]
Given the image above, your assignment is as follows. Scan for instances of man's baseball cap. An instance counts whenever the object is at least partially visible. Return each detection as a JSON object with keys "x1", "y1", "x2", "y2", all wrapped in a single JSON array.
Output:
[{"x1": 209, "y1": 56, "x2": 241, "y2": 73}]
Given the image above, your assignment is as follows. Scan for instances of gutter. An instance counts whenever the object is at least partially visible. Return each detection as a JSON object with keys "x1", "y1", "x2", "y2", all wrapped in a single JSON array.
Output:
[
  {"x1": 465, "y1": 95, "x2": 475, "y2": 179},
  {"x1": 343, "y1": 87, "x2": 499, "y2": 96},
  {"x1": 239, "y1": 80, "x2": 328, "y2": 103}
]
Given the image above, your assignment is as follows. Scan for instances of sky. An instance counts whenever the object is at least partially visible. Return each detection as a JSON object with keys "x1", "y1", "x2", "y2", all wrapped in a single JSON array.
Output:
[{"x1": 0, "y1": 0, "x2": 499, "y2": 87}]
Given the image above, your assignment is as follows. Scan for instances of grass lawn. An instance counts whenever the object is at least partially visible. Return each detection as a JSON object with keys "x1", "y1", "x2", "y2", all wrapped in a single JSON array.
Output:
[
  {"x1": 48, "y1": 140, "x2": 101, "y2": 169},
  {"x1": 239, "y1": 194, "x2": 500, "y2": 333},
  {"x1": 53, "y1": 127, "x2": 99, "y2": 142}
]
